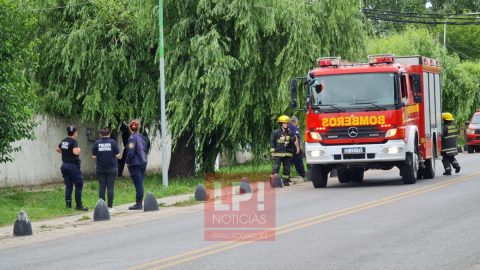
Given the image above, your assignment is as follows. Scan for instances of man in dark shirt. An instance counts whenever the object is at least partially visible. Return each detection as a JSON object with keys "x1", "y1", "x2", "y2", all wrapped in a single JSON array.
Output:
[
  {"x1": 288, "y1": 116, "x2": 306, "y2": 180},
  {"x1": 118, "y1": 123, "x2": 130, "y2": 177}
]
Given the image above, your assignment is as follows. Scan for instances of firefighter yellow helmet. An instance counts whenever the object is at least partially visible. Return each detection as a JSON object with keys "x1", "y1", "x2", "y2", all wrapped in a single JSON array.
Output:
[
  {"x1": 442, "y1": 113, "x2": 454, "y2": 121},
  {"x1": 278, "y1": 115, "x2": 290, "y2": 123}
]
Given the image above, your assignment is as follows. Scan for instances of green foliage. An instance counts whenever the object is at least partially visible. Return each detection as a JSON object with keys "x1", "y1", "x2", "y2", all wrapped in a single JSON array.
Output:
[
  {"x1": 367, "y1": 26, "x2": 480, "y2": 128},
  {"x1": 0, "y1": 0, "x2": 39, "y2": 164},
  {"x1": 440, "y1": 24, "x2": 480, "y2": 61},
  {"x1": 35, "y1": 0, "x2": 159, "y2": 127},
  {"x1": 164, "y1": 0, "x2": 367, "y2": 171}
]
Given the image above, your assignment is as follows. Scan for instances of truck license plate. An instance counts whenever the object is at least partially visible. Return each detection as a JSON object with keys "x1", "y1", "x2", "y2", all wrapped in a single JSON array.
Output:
[{"x1": 342, "y1": 147, "x2": 365, "y2": 154}]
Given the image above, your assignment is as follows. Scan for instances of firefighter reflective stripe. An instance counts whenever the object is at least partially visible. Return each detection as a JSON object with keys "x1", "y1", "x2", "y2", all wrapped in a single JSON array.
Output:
[
  {"x1": 270, "y1": 148, "x2": 275, "y2": 152},
  {"x1": 286, "y1": 136, "x2": 290, "y2": 141},
  {"x1": 445, "y1": 135, "x2": 457, "y2": 139},
  {"x1": 282, "y1": 174, "x2": 290, "y2": 179},
  {"x1": 276, "y1": 140, "x2": 286, "y2": 143},
  {"x1": 275, "y1": 152, "x2": 293, "y2": 157},
  {"x1": 441, "y1": 147, "x2": 457, "y2": 152}
]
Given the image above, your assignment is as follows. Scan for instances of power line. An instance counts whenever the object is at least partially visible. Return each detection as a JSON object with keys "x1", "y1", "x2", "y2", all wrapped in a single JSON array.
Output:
[
  {"x1": 363, "y1": 8, "x2": 480, "y2": 25},
  {"x1": 446, "y1": 44, "x2": 479, "y2": 61},
  {"x1": 0, "y1": 0, "x2": 99, "y2": 13},
  {"x1": 449, "y1": 42, "x2": 480, "y2": 54}
]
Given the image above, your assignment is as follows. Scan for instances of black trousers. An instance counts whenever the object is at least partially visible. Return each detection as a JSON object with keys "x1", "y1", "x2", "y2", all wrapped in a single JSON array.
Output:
[
  {"x1": 61, "y1": 163, "x2": 83, "y2": 202},
  {"x1": 96, "y1": 168, "x2": 118, "y2": 208},
  {"x1": 272, "y1": 156, "x2": 292, "y2": 181},
  {"x1": 292, "y1": 150, "x2": 306, "y2": 178},
  {"x1": 442, "y1": 153, "x2": 459, "y2": 171},
  {"x1": 118, "y1": 148, "x2": 127, "y2": 176}
]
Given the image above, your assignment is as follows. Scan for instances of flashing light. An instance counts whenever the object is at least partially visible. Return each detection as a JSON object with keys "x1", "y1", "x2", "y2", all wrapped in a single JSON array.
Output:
[
  {"x1": 308, "y1": 150, "x2": 324, "y2": 157},
  {"x1": 368, "y1": 54, "x2": 395, "y2": 65},
  {"x1": 310, "y1": 132, "x2": 322, "y2": 140},
  {"x1": 315, "y1": 127, "x2": 327, "y2": 131},
  {"x1": 383, "y1": 147, "x2": 404, "y2": 155},
  {"x1": 380, "y1": 124, "x2": 392, "y2": 128},
  {"x1": 385, "y1": 128, "x2": 397, "y2": 138},
  {"x1": 317, "y1": 57, "x2": 341, "y2": 67},
  {"x1": 476, "y1": 109, "x2": 480, "y2": 112}
]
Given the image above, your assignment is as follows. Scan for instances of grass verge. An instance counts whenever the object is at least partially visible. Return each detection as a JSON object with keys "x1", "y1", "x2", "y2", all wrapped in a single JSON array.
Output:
[{"x1": 0, "y1": 160, "x2": 306, "y2": 227}]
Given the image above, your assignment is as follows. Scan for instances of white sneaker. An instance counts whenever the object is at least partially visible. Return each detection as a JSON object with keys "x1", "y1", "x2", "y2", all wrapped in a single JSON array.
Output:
[{"x1": 108, "y1": 208, "x2": 116, "y2": 213}]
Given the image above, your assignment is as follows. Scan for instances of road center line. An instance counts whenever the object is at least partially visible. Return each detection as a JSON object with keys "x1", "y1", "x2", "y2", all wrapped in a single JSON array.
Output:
[{"x1": 127, "y1": 173, "x2": 479, "y2": 270}]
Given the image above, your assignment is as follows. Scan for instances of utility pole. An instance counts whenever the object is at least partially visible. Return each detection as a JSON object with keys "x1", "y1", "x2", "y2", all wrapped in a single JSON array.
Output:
[
  {"x1": 159, "y1": 0, "x2": 168, "y2": 187},
  {"x1": 444, "y1": 13, "x2": 480, "y2": 49}
]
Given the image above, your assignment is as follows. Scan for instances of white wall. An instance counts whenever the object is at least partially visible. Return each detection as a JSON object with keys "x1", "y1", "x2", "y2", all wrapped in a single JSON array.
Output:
[{"x1": 0, "y1": 115, "x2": 171, "y2": 188}]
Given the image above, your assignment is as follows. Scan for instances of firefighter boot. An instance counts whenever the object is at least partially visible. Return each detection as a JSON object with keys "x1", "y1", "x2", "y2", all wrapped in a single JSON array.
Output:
[
  {"x1": 443, "y1": 168, "x2": 452, "y2": 176},
  {"x1": 66, "y1": 200, "x2": 72, "y2": 209},
  {"x1": 128, "y1": 200, "x2": 143, "y2": 210},
  {"x1": 75, "y1": 200, "x2": 88, "y2": 211},
  {"x1": 283, "y1": 179, "x2": 290, "y2": 186},
  {"x1": 455, "y1": 165, "x2": 461, "y2": 173}
]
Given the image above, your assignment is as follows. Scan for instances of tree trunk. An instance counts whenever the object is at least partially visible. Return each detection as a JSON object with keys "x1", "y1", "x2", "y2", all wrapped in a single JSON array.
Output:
[
  {"x1": 202, "y1": 133, "x2": 220, "y2": 173},
  {"x1": 168, "y1": 132, "x2": 195, "y2": 178}
]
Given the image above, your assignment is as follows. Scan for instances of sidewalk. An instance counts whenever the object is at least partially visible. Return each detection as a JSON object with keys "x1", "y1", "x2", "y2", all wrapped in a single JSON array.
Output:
[
  {"x1": 1, "y1": 177, "x2": 308, "y2": 238},
  {"x1": 0, "y1": 193, "x2": 194, "y2": 237}
]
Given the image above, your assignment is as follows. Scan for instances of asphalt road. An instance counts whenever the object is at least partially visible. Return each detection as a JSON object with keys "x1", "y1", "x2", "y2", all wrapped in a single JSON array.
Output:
[{"x1": 2, "y1": 152, "x2": 480, "y2": 270}]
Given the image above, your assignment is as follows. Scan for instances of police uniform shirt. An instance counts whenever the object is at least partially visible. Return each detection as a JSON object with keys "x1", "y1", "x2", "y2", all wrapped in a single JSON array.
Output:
[
  {"x1": 92, "y1": 138, "x2": 120, "y2": 170},
  {"x1": 58, "y1": 137, "x2": 80, "y2": 165},
  {"x1": 125, "y1": 132, "x2": 148, "y2": 166},
  {"x1": 288, "y1": 123, "x2": 302, "y2": 145}
]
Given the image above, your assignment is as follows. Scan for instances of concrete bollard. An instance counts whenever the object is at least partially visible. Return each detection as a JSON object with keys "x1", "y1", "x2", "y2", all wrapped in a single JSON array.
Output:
[
  {"x1": 239, "y1": 177, "x2": 252, "y2": 194},
  {"x1": 144, "y1": 191, "x2": 160, "y2": 212},
  {"x1": 93, "y1": 199, "x2": 110, "y2": 222},
  {"x1": 272, "y1": 173, "x2": 283, "y2": 188},
  {"x1": 13, "y1": 210, "x2": 33, "y2": 236},
  {"x1": 195, "y1": 184, "x2": 209, "y2": 201},
  {"x1": 330, "y1": 169, "x2": 338, "y2": 178}
]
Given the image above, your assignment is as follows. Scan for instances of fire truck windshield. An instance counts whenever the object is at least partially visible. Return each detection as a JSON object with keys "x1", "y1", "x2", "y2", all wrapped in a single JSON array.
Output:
[{"x1": 310, "y1": 73, "x2": 399, "y2": 110}]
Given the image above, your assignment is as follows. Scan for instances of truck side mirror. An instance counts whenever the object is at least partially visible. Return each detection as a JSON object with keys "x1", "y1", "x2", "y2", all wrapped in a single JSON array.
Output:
[
  {"x1": 412, "y1": 73, "x2": 421, "y2": 93},
  {"x1": 290, "y1": 79, "x2": 298, "y2": 100},
  {"x1": 413, "y1": 94, "x2": 423, "y2": 103},
  {"x1": 465, "y1": 121, "x2": 470, "y2": 126},
  {"x1": 290, "y1": 100, "x2": 298, "y2": 110},
  {"x1": 315, "y1": 84, "x2": 323, "y2": 94}
]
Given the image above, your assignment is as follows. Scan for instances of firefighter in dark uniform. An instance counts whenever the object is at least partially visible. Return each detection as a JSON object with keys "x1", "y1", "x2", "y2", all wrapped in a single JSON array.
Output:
[
  {"x1": 270, "y1": 115, "x2": 296, "y2": 186},
  {"x1": 441, "y1": 113, "x2": 461, "y2": 175}
]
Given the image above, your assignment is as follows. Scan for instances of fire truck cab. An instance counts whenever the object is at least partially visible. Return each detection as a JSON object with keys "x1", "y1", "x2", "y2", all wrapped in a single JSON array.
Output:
[{"x1": 290, "y1": 55, "x2": 442, "y2": 188}]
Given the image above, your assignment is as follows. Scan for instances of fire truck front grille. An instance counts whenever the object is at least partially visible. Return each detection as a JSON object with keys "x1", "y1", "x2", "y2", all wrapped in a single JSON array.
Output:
[
  {"x1": 475, "y1": 130, "x2": 480, "y2": 134},
  {"x1": 320, "y1": 126, "x2": 386, "y2": 140}
]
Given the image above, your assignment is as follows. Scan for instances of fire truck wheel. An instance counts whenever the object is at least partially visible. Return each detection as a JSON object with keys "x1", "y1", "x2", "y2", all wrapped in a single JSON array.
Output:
[
  {"x1": 422, "y1": 158, "x2": 435, "y2": 179},
  {"x1": 350, "y1": 170, "x2": 364, "y2": 182},
  {"x1": 312, "y1": 164, "x2": 328, "y2": 188},
  {"x1": 402, "y1": 152, "x2": 418, "y2": 184},
  {"x1": 337, "y1": 170, "x2": 351, "y2": 183},
  {"x1": 467, "y1": 145, "x2": 474, "y2": 153}
]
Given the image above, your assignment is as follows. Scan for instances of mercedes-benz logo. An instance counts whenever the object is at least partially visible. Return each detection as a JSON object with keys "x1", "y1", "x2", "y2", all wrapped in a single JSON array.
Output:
[{"x1": 348, "y1": 127, "x2": 359, "y2": 138}]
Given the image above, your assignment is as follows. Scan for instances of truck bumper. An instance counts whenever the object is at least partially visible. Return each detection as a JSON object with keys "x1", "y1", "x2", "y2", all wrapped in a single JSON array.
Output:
[{"x1": 305, "y1": 139, "x2": 406, "y2": 164}]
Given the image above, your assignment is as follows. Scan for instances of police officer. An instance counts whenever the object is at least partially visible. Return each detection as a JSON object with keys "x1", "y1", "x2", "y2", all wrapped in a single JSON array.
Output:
[
  {"x1": 55, "y1": 126, "x2": 88, "y2": 211},
  {"x1": 441, "y1": 113, "x2": 461, "y2": 175},
  {"x1": 270, "y1": 115, "x2": 296, "y2": 186},
  {"x1": 126, "y1": 120, "x2": 148, "y2": 210}
]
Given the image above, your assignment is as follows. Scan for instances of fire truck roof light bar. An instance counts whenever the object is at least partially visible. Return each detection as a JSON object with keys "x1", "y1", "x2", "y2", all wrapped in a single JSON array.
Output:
[
  {"x1": 316, "y1": 57, "x2": 341, "y2": 67},
  {"x1": 368, "y1": 54, "x2": 395, "y2": 65}
]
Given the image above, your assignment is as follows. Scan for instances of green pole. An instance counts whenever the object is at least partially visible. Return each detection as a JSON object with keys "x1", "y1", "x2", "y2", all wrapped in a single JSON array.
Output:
[{"x1": 159, "y1": 0, "x2": 168, "y2": 187}]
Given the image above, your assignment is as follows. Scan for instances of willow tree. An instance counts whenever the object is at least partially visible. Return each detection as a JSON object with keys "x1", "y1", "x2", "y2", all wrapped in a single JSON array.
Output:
[
  {"x1": 162, "y1": 0, "x2": 367, "y2": 173},
  {"x1": 34, "y1": 0, "x2": 366, "y2": 175},
  {"x1": 35, "y1": 0, "x2": 159, "y2": 127},
  {"x1": 0, "y1": 0, "x2": 39, "y2": 164}
]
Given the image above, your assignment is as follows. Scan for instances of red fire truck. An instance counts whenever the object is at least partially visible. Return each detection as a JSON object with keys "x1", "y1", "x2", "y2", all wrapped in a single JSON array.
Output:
[{"x1": 290, "y1": 54, "x2": 442, "y2": 188}]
